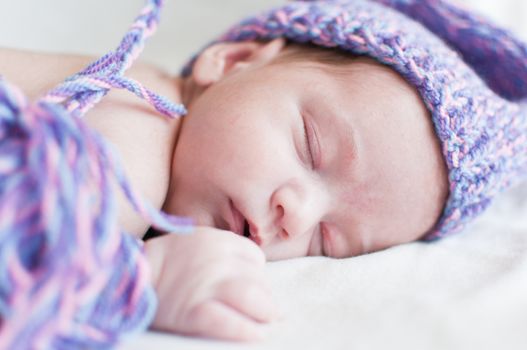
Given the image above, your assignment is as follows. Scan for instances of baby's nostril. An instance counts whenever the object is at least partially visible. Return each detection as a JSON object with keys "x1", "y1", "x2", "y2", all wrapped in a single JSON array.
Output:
[{"x1": 277, "y1": 204, "x2": 285, "y2": 219}]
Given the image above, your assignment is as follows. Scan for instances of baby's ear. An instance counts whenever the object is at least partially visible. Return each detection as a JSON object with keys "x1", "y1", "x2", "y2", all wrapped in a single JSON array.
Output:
[{"x1": 191, "y1": 38, "x2": 286, "y2": 87}]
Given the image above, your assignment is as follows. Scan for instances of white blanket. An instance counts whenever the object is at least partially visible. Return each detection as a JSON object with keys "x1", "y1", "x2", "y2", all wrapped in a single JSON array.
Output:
[{"x1": 120, "y1": 180, "x2": 527, "y2": 350}]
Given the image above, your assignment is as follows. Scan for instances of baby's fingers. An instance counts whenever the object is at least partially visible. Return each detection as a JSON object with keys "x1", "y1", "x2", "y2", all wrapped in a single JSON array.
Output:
[
  {"x1": 186, "y1": 300, "x2": 265, "y2": 341},
  {"x1": 216, "y1": 278, "x2": 279, "y2": 323}
]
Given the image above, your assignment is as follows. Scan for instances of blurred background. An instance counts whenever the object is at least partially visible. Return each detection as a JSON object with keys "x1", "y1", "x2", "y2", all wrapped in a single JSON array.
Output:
[{"x1": 0, "y1": 0, "x2": 526, "y2": 73}]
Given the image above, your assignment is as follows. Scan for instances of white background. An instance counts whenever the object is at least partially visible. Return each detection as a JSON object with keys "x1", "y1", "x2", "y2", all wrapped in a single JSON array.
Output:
[{"x1": 0, "y1": 0, "x2": 525, "y2": 72}]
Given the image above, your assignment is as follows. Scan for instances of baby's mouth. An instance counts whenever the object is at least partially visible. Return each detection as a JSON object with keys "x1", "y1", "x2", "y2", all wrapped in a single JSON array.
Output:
[
  {"x1": 229, "y1": 199, "x2": 261, "y2": 245},
  {"x1": 243, "y1": 220, "x2": 251, "y2": 238},
  {"x1": 229, "y1": 199, "x2": 249, "y2": 237},
  {"x1": 243, "y1": 219, "x2": 262, "y2": 245}
]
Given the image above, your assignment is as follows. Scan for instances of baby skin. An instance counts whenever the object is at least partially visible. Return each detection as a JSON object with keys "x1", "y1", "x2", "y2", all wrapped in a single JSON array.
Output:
[{"x1": 0, "y1": 38, "x2": 447, "y2": 340}]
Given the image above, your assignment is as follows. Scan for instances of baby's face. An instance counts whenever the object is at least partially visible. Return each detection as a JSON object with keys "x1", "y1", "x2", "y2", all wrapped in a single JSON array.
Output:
[{"x1": 166, "y1": 52, "x2": 447, "y2": 260}]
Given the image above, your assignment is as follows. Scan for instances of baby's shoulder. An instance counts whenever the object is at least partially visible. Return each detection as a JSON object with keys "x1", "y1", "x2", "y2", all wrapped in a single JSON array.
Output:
[{"x1": 0, "y1": 48, "x2": 183, "y2": 238}]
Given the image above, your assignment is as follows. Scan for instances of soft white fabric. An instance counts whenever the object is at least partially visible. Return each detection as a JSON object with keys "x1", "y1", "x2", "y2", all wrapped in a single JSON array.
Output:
[{"x1": 120, "y1": 180, "x2": 527, "y2": 350}]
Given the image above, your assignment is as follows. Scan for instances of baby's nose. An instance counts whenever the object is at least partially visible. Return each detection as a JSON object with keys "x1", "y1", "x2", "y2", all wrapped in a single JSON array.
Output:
[{"x1": 270, "y1": 180, "x2": 326, "y2": 240}]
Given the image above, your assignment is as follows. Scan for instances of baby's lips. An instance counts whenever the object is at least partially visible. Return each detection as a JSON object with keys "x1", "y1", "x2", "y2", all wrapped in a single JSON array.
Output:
[{"x1": 247, "y1": 220, "x2": 263, "y2": 246}]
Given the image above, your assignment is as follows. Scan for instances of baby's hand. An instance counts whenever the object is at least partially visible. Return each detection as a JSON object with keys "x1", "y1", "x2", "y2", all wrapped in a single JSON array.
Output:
[{"x1": 143, "y1": 227, "x2": 278, "y2": 341}]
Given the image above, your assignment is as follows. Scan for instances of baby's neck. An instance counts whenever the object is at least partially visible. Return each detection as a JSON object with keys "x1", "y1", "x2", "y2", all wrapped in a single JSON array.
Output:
[{"x1": 82, "y1": 61, "x2": 186, "y2": 238}]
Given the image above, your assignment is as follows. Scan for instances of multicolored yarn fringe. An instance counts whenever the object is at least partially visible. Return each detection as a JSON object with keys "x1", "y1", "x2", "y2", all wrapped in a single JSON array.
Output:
[
  {"x1": 183, "y1": 0, "x2": 527, "y2": 240},
  {"x1": 0, "y1": 0, "x2": 190, "y2": 349}
]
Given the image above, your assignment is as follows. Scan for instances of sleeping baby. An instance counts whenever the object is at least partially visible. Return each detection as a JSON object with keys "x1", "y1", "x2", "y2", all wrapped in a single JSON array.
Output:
[{"x1": 1, "y1": 0, "x2": 526, "y2": 346}]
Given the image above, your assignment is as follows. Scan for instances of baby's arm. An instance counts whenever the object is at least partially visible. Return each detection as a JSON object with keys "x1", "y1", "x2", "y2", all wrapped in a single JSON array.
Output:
[{"x1": 144, "y1": 227, "x2": 279, "y2": 341}]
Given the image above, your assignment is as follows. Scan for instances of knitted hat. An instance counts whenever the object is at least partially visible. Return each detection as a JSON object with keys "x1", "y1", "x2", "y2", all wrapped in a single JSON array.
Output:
[{"x1": 182, "y1": 0, "x2": 527, "y2": 240}]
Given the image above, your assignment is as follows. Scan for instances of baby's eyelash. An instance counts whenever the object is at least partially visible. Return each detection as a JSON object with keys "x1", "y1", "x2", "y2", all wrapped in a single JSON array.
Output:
[{"x1": 302, "y1": 116, "x2": 316, "y2": 169}]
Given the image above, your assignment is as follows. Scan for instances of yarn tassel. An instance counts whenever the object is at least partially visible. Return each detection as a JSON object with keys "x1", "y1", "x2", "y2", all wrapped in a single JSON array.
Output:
[{"x1": 0, "y1": 0, "x2": 192, "y2": 348}]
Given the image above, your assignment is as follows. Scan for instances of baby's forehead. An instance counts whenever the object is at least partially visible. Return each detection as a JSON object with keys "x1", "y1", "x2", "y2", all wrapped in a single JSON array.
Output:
[
  {"x1": 273, "y1": 51, "x2": 417, "y2": 91},
  {"x1": 284, "y1": 55, "x2": 424, "y2": 108}
]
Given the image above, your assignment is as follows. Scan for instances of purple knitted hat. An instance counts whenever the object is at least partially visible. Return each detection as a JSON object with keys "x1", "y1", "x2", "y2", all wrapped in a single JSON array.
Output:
[{"x1": 183, "y1": 0, "x2": 527, "y2": 240}]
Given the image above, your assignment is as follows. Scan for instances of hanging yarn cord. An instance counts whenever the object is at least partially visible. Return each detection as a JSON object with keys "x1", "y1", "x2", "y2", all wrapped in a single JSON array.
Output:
[
  {"x1": 42, "y1": 0, "x2": 187, "y2": 119},
  {"x1": 0, "y1": 0, "x2": 191, "y2": 349}
]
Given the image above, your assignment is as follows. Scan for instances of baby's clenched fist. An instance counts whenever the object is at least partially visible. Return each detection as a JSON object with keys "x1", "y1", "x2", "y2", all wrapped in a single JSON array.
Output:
[{"x1": 144, "y1": 226, "x2": 278, "y2": 341}]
